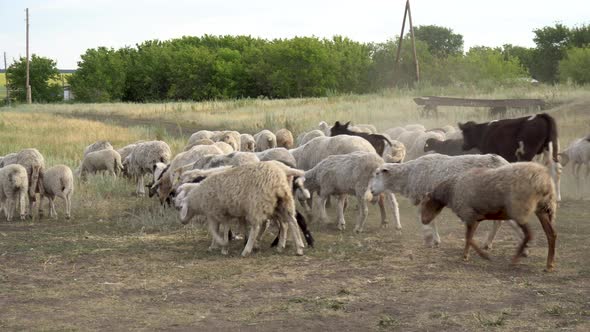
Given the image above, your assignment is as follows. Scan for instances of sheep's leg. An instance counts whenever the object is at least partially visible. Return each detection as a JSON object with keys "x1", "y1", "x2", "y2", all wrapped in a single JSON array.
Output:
[
  {"x1": 482, "y1": 220, "x2": 502, "y2": 250},
  {"x1": 220, "y1": 224, "x2": 230, "y2": 255},
  {"x1": 65, "y1": 192, "x2": 72, "y2": 220},
  {"x1": 354, "y1": 195, "x2": 369, "y2": 234},
  {"x1": 255, "y1": 219, "x2": 270, "y2": 250},
  {"x1": 512, "y1": 221, "x2": 532, "y2": 266},
  {"x1": 336, "y1": 194, "x2": 347, "y2": 230},
  {"x1": 377, "y1": 194, "x2": 388, "y2": 228},
  {"x1": 386, "y1": 192, "x2": 401, "y2": 231},
  {"x1": 18, "y1": 190, "x2": 27, "y2": 221},
  {"x1": 276, "y1": 219, "x2": 289, "y2": 253},
  {"x1": 49, "y1": 198, "x2": 57, "y2": 219},
  {"x1": 241, "y1": 223, "x2": 261, "y2": 257},
  {"x1": 287, "y1": 214, "x2": 305, "y2": 255},
  {"x1": 317, "y1": 195, "x2": 329, "y2": 225},
  {"x1": 536, "y1": 211, "x2": 557, "y2": 272},
  {"x1": 464, "y1": 221, "x2": 489, "y2": 261},
  {"x1": 137, "y1": 175, "x2": 145, "y2": 197},
  {"x1": 419, "y1": 206, "x2": 441, "y2": 247}
]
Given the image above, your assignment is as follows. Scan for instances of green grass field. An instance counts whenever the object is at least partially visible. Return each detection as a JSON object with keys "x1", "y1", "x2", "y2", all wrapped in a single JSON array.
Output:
[{"x1": 1, "y1": 85, "x2": 589, "y2": 330}]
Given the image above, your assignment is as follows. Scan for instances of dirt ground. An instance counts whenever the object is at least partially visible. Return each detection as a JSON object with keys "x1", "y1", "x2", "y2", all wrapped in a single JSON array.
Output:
[{"x1": 1, "y1": 198, "x2": 589, "y2": 331}]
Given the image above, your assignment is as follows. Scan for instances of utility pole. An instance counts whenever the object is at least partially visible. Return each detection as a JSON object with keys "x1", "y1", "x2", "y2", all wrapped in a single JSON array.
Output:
[
  {"x1": 26, "y1": 8, "x2": 32, "y2": 104},
  {"x1": 3, "y1": 52, "x2": 9, "y2": 106},
  {"x1": 394, "y1": 0, "x2": 419, "y2": 84}
]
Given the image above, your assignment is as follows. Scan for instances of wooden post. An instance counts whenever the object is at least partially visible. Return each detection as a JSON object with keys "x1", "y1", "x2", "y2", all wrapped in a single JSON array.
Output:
[
  {"x1": 406, "y1": 0, "x2": 419, "y2": 82},
  {"x1": 3, "y1": 52, "x2": 9, "y2": 106},
  {"x1": 394, "y1": 1, "x2": 409, "y2": 67},
  {"x1": 26, "y1": 8, "x2": 32, "y2": 104}
]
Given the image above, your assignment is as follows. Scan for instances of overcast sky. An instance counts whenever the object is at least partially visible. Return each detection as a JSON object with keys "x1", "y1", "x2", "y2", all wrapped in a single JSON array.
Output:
[{"x1": 0, "y1": 0, "x2": 588, "y2": 69}]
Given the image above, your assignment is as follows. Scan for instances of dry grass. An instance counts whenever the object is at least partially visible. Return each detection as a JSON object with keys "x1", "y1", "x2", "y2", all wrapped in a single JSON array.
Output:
[{"x1": 1, "y1": 85, "x2": 590, "y2": 330}]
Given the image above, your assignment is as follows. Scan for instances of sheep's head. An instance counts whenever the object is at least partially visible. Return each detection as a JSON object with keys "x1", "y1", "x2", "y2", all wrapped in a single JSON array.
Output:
[
  {"x1": 423, "y1": 138, "x2": 439, "y2": 153},
  {"x1": 330, "y1": 121, "x2": 351, "y2": 136},
  {"x1": 370, "y1": 164, "x2": 403, "y2": 196},
  {"x1": 292, "y1": 176, "x2": 310, "y2": 200},
  {"x1": 458, "y1": 121, "x2": 479, "y2": 151},
  {"x1": 419, "y1": 193, "x2": 446, "y2": 225},
  {"x1": 557, "y1": 152, "x2": 569, "y2": 166}
]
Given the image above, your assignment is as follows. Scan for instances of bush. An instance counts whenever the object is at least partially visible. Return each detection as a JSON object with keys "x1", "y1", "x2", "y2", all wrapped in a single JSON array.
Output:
[{"x1": 559, "y1": 47, "x2": 590, "y2": 84}]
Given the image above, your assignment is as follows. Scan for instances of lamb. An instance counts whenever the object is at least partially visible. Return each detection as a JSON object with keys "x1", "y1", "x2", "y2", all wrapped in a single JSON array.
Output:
[
  {"x1": 330, "y1": 121, "x2": 392, "y2": 156},
  {"x1": 183, "y1": 138, "x2": 215, "y2": 151},
  {"x1": 123, "y1": 140, "x2": 172, "y2": 196},
  {"x1": 423, "y1": 138, "x2": 480, "y2": 156},
  {"x1": 178, "y1": 161, "x2": 306, "y2": 256},
  {"x1": 255, "y1": 147, "x2": 297, "y2": 168},
  {"x1": 0, "y1": 153, "x2": 17, "y2": 168},
  {"x1": 289, "y1": 135, "x2": 376, "y2": 170},
  {"x1": 0, "y1": 164, "x2": 28, "y2": 221},
  {"x1": 420, "y1": 162, "x2": 557, "y2": 271},
  {"x1": 303, "y1": 151, "x2": 401, "y2": 233},
  {"x1": 188, "y1": 130, "x2": 218, "y2": 142},
  {"x1": 240, "y1": 134, "x2": 256, "y2": 152},
  {"x1": 254, "y1": 130, "x2": 277, "y2": 151},
  {"x1": 369, "y1": 153, "x2": 521, "y2": 248},
  {"x1": 40, "y1": 165, "x2": 74, "y2": 219},
  {"x1": 79, "y1": 149, "x2": 124, "y2": 180},
  {"x1": 1, "y1": 148, "x2": 46, "y2": 217},
  {"x1": 276, "y1": 128, "x2": 294, "y2": 149},
  {"x1": 296, "y1": 130, "x2": 325, "y2": 146},
  {"x1": 83, "y1": 140, "x2": 113, "y2": 156},
  {"x1": 150, "y1": 145, "x2": 224, "y2": 204},
  {"x1": 558, "y1": 136, "x2": 590, "y2": 179}
]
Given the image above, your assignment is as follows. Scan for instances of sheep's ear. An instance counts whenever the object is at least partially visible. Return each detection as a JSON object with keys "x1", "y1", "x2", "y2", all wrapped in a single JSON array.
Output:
[
  {"x1": 344, "y1": 121, "x2": 351, "y2": 128},
  {"x1": 334, "y1": 121, "x2": 341, "y2": 127},
  {"x1": 458, "y1": 122, "x2": 465, "y2": 130}
]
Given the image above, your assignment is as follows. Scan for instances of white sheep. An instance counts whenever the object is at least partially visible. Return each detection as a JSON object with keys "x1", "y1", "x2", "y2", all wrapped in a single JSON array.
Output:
[
  {"x1": 405, "y1": 131, "x2": 446, "y2": 161},
  {"x1": 296, "y1": 130, "x2": 325, "y2": 146},
  {"x1": 2, "y1": 148, "x2": 46, "y2": 217},
  {"x1": 211, "y1": 131, "x2": 241, "y2": 151},
  {"x1": 318, "y1": 121, "x2": 376, "y2": 135},
  {"x1": 150, "y1": 145, "x2": 224, "y2": 204},
  {"x1": 213, "y1": 141, "x2": 234, "y2": 154},
  {"x1": 558, "y1": 136, "x2": 590, "y2": 179},
  {"x1": 404, "y1": 124, "x2": 426, "y2": 131},
  {"x1": 369, "y1": 153, "x2": 521, "y2": 248},
  {"x1": 124, "y1": 141, "x2": 172, "y2": 196},
  {"x1": 254, "y1": 129, "x2": 277, "y2": 151},
  {"x1": 420, "y1": 162, "x2": 557, "y2": 271},
  {"x1": 178, "y1": 161, "x2": 306, "y2": 256},
  {"x1": 79, "y1": 149, "x2": 124, "y2": 180},
  {"x1": 117, "y1": 143, "x2": 139, "y2": 163},
  {"x1": 0, "y1": 164, "x2": 28, "y2": 221},
  {"x1": 275, "y1": 128, "x2": 294, "y2": 149},
  {"x1": 188, "y1": 130, "x2": 218, "y2": 143},
  {"x1": 381, "y1": 135, "x2": 406, "y2": 163},
  {"x1": 183, "y1": 138, "x2": 215, "y2": 151},
  {"x1": 83, "y1": 140, "x2": 113, "y2": 156},
  {"x1": 190, "y1": 152, "x2": 259, "y2": 170},
  {"x1": 0, "y1": 153, "x2": 17, "y2": 168},
  {"x1": 383, "y1": 127, "x2": 407, "y2": 140},
  {"x1": 240, "y1": 134, "x2": 256, "y2": 152},
  {"x1": 303, "y1": 151, "x2": 401, "y2": 233},
  {"x1": 290, "y1": 135, "x2": 376, "y2": 170},
  {"x1": 40, "y1": 165, "x2": 74, "y2": 219},
  {"x1": 255, "y1": 147, "x2": 297, "y2": 168}
]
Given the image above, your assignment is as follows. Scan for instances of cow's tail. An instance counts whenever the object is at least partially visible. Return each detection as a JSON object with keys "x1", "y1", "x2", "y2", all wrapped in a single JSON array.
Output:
[{"x1": 540, "y1": 113, "x2": 559, "y2": 163}]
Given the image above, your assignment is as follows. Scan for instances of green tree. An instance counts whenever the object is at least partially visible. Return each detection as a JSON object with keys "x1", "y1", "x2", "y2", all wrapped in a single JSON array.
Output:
[
  {"x1": 530, "y1": 23, "x2": 570, "y2": 82},
  {"x1": 6, "y1": 54, "x2": 62, "y2": 103},
  {"x1": 69, "y1": 47, "x2": 128, "y2": 102},
  {"x1": 413, "y1": 25, "x2": 464, "y2": 57},
  {"x1": 559, "y1": 47, "x2": 590, "y2": 84}
]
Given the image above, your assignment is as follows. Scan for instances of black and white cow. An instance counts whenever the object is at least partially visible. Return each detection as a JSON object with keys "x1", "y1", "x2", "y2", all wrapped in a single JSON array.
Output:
[{"x1": 458, "y1": 113, "x2": 562, "y2": 201}]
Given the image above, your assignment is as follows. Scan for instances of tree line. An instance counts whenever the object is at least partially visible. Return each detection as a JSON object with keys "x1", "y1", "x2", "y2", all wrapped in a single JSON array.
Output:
[{"x1": 4, "y1": 23, "x2": 590, "y2": 103}]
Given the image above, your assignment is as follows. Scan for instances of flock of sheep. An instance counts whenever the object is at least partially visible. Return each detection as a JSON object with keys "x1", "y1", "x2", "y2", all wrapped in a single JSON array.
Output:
[{"x1": 1, "y1": 118, "x2": 589, "y2": 272}]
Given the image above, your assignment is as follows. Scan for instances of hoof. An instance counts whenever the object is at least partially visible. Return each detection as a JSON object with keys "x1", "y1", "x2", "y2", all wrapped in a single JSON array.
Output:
[
  {"x1": 221, "y1": 248, "x2": 229, "y2": 255},
  {"x1": 463, "y1": 255, "x2": 470, "y2": 262},
  {"x1": 544, "y1": 266, "x2": 555, "y2": 273},
  {"x1": 483, "y1": 243, "x2": 492, "y2": 250},
  {"x1": 276, "y1": 246, "x2": 284, "y2": 253},
  {"x1": 66, "y1": 215, "x2": 71, "y2": 220},
  {"x1": 380, "y1": 223, "x2": 389, "y2": 229},
  {"x1": 480, "y1": 253, "x2": 491, "y2": 260},
  {"x1": 521, "y1": 248, "x2": 530, "y2": 258},
  {"x1": 337, "y1": 223, "x2": 346, "y2": 231},
  {"x1": 295, "y1": 249, "x2": 304, "y2": 256},
  {"x1": 353, "y1": 226, "x2": 363, "y2": 234}
]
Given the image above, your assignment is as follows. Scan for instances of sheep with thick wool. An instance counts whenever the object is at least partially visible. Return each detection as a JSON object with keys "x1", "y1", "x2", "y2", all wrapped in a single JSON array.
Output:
[
  {"x1": 150, "y1": 145, "x2": 224, "y2": 204},
  {"x1": 0, "y1": 164, "x2": 28, "y2": 221},
  {"x1": 254, "y1": 130, "x2": 277, "y2": 152},
  {"x1": 256, "y1": 147, "x2": 297, "y2": 168},
  {"x1": 420, "y1": 162, "x2": 557, "y2": 271},
  {"x1": 2, "y1": 148, "x2": 45, "y2": 217},
  {"x1": 123, "y1": 140, "x2": 171, "y2": 196},
  {"x1": 83, "y1": 140, "x2": 113, "y2": 156},
  {"x1": 303, "y1": 151, "x2": 401, "y2": 233},
  {"x1": 370, "y1": 153, "x2": 522, "y2": 248},
  {"x1": 183, "y1": 138, "x2": 215, "y2": 151},
  {"x1": 290, "y1": 135, "x2": 376, "y2": 170},
  {"x1": 240, "y1": 134, "x2": 256, "y2": 152},
  {"x1": 190, "y1": 151, "x2": 259, "y2": 170},
  {"x1": 212, "y1": 131, "x2": 241, "y2": 151},
  {"x1": 79, "y1": 149, "x2": 124, "y2": 180},
  {"x1": 178, "y1": 161, "x2": 306, "y2": 257},
  {"x1": 296, "y1": 130, "x2": 325, "y2": 146},
  {"x1": 275, "y1": 128, "x2": 294, "y2": 149},
  {"x1": 40, "y1": 165, "x2": 74, "y2": 219}
]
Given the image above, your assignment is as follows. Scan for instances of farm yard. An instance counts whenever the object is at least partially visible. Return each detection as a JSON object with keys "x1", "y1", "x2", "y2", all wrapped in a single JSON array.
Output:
[{"x1": 0, "y1": 85, "x2": 589, "y2": 331}]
